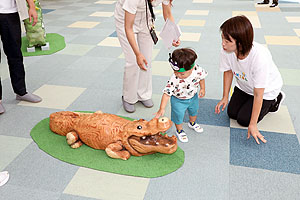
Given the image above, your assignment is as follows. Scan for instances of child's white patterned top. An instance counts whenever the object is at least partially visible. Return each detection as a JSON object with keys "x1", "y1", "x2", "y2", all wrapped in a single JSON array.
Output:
[{"x1": 163, "y1": 65, "x2": 208, "y2": 99}]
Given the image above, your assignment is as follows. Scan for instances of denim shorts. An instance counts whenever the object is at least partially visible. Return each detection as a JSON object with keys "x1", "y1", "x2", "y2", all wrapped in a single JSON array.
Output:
[{"x1": 171, "y1": 94, "x2": 199, "y2": 125}]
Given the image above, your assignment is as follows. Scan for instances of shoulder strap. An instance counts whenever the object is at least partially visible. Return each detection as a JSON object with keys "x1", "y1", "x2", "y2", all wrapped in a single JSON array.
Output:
[
  {"x1": 147, "y1": 0, "x2": 156, "y2": 21},
  {"x1": 145, "y1": 0, "x2": 156, "y2": 30}
]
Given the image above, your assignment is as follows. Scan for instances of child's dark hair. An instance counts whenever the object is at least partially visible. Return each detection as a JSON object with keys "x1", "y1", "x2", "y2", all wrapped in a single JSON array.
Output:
[
  {"x1": 220, "y1": 15, "x2": 253, "y2": 57},
  {"x1": 171, "y1": 48, "x2": 197, "y2": 71}
]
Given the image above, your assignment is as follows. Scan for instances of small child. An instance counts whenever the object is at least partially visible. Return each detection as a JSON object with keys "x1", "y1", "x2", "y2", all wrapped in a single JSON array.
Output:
[{"x1": 155, "y1": 48, "x2": 208, "y2": 142}]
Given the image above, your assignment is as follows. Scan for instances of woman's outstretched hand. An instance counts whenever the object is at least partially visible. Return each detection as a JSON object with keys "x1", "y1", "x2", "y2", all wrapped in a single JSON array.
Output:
[
  {"x1": 136, "y1": 53, "x2": 148, "y2": 71},
  {"x1": 215, "y1": 98, "x2": 228, "y2": 114},
  {"x1": 247, "y1": 124, "x2": 267, "y2": 144}
]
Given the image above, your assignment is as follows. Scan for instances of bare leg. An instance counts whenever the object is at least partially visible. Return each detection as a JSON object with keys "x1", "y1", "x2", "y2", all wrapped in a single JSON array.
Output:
[
  {"x1": 175, "y1": 123, "x2": 183, "y2": 131},
  {"x1": 189, "y1": 115, "x2": 197, "y2": 123}
]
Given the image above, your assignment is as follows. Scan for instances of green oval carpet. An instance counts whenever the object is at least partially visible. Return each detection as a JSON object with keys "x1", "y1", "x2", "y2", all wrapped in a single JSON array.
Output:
[
  {"x1": 21, "y1": 33, "x2": 66, "y2": 57},
  {"x1": 31, "y1": 116, "x2": 185, "y2": 178}
]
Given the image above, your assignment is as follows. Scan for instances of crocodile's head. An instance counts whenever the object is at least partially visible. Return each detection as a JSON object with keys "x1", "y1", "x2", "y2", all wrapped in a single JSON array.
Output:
[{"x1": 122, "y1": 117, "x2": 177, "y2": 156}]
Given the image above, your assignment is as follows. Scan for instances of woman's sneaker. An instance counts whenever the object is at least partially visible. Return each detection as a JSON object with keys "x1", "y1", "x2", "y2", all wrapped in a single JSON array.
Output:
[
  {"x1": 188, "y1": 122, "x2": 203, "y2": 133},
  {"x1": 122, "y1": 96, "x2": 135, "y2": 113},
  {"x1": 176, "y1": 129, "x2": 188, "y2": 143},
  {"x1": 269, "y1": 91, "x2": 285, "y2": 113},
  {"x1": 140, "y1": 99, "x2": 154, "y2": 108},
  {"x1": 0, "y1": 102, "x2": 5, "y2": 114},
  {"x1": 257, "y1": 0, "x2": 269, "y2": 4},
  {"x1": 0, "y1": 171, "x2": 9, "y2": 187},
  {"x1": 270, "y1": 2, "x2": 278, "y2": 7},
  {"x1": 16, "y1": 93, "x2": 42, "y2": 103}
]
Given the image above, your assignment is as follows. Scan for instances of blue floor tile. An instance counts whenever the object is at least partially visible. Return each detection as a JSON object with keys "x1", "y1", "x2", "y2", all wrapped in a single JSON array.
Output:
[
  {"x1": 183, "y1": 98, "x2": 230, "y2": 127},
  {"x1": 109, "y1": 31, "x2": 118, "y2": 37},
  {"x1": 42, "y1": 9, "x2": 56, "y2": 15},
  {"x1": 230, "y1": 128, "x2": 300, "y2": 174}
]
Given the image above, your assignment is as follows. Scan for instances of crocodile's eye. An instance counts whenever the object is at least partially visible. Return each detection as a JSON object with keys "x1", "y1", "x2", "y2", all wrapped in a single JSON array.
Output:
[
  {"x1": 159, "y1": 117, "x2": 168, "y2": 123},
  {"x1": 137, "y1": 125, "x2": 142, "y2": 130}
]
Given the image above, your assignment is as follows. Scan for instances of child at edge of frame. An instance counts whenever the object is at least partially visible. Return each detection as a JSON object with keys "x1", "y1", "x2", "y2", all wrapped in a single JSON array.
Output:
[{"x1": 155, "y1": 48, "x2": 208, "y2": 143}]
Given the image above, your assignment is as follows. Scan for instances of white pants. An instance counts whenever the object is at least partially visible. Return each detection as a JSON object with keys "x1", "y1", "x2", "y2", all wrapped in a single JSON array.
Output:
[{"x1": 115, "y1": 2, "x2": 153, "y2": 104}]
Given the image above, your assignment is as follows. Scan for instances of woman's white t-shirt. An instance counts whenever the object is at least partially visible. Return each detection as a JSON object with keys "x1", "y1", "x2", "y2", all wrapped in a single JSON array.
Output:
[
  {"x1": 120, "y1": 0, "x2": 170, "y2": 14},
  {"x1": 219, "y1": 42, "x2": 283, "y2": 100},
  {"x1": 0, "y1": 0, "x2": 18, "y2": 13}
]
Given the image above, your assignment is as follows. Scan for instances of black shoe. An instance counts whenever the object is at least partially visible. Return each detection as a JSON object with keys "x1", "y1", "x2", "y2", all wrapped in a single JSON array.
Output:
[
  {"x1": 257, "y1": 1, "x2": 269, "y2": 4},
  {"x1": 269, "y1": 91, "x2": 285, "y2": 113},
  {"x1": 270, "y1": 3, "x2": 278, "y2": 7}
]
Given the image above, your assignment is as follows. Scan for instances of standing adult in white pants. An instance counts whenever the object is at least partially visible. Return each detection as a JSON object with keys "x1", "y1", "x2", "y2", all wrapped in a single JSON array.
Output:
[{"x1": 115, "y1": 0, "x2": 180, "y2": 113}]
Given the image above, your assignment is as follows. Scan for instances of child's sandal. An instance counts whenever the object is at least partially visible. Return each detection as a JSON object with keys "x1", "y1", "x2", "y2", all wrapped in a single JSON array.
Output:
[
  {"x1": 176, "y1": 130, "x2": 188, "y2": 143},
  {"x1": 188, "y1": 122, "x2": 204, "y2": 133}
]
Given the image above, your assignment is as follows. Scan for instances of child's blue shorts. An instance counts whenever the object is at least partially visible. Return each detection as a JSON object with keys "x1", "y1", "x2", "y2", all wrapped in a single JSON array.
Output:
[{"x1": 171, "y1": 94, "x2": 199, "y2": 125}]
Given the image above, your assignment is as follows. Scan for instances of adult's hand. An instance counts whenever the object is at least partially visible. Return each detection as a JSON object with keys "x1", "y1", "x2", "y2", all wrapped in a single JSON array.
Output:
[
  {"x1": 247, "y1": 124, "x2": 267, "y2": 144},
  {"x1": 172, "y1": 38, "x2": 180, "y2": 47},
  {"x1": 28, "y1": 7, "x2": 38, "y2": 26},
  {"x1": 136, "y1": 53, "x2": 148, "y2": 71},
  {"x1": 215, "y1": 98, "x2": 228, "y2": 114}
]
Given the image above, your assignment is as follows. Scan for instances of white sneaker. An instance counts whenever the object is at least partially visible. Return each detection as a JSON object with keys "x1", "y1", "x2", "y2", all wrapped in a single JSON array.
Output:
[
  {"x1": 175, "y1": 130, "x2": 188, "y2": 143},
  {"x1": 188, "y1": 122, "x2": 203, "y2": 133},
  {"x1": 0, "y1": 171, "x2": 9, "y2": 187}
]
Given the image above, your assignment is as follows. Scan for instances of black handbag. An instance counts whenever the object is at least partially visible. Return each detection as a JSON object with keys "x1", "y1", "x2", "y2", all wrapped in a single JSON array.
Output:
[{"x1": 146, "y1": 0, "x2": 158, "y2": 45}]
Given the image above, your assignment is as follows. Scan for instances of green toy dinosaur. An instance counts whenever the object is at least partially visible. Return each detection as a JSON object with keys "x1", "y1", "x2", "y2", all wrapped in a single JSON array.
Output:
[{"x1": 23, "y1": 0, "x2": 47, "y2": 48}]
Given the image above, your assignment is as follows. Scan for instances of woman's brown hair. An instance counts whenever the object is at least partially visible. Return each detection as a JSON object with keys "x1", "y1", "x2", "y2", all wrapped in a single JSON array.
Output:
[{"x1": 220, "y1": 15, "x2": 253, "y2": 57}]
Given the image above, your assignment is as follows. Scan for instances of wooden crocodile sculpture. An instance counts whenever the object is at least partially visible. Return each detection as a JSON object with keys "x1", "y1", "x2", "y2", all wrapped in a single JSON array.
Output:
[{"x1": 49, "y1": 111, "x2": 177, "y2": 160}]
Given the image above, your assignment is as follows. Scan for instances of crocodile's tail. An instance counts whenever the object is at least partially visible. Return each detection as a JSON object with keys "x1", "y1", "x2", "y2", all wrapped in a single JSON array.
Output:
[{"x1": 49, "y1": 111, "x2": 81, "y2": 136}]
